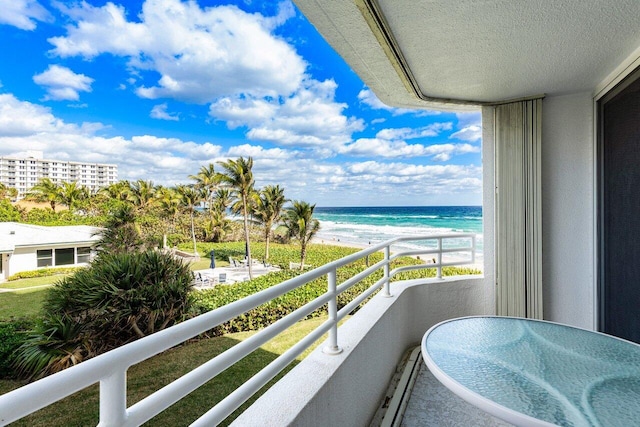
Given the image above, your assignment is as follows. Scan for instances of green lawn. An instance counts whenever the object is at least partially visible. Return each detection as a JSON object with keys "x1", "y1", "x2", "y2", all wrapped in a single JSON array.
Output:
[
  {"x1": 0, "y1": 316, "x2": 337, "y2": 426},
  {"x1": 0, "y1": 288, "x2": 48, "y2": 320},
  {"x1": 0, "y1": 275, "x2": 70, "y2": 290}
]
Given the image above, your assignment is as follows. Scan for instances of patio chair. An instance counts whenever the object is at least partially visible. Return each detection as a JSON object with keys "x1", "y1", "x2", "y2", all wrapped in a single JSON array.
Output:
[{"x1": 219, "y1": 273, "x2": 227, "y2": 284}]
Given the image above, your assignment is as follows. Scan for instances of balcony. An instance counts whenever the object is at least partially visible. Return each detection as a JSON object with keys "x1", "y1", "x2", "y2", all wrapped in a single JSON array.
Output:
[{"x1": 0, "y1": 234, "x2": 492, "y2": 426}]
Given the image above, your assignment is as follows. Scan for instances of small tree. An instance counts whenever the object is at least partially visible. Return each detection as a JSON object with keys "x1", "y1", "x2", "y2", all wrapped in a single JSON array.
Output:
[
  {"x1": 95, "y1": 204, "x2": 144, "y2": 255},
  {"x1": 283, "y1": 200, "x2": 320, "y2": 270},
  {"x1": 25, "y1": 178, "x2": 60, "y2": 211},
  {"x1": 252, "y1": 185, "x2": 286, "y2": 261}
]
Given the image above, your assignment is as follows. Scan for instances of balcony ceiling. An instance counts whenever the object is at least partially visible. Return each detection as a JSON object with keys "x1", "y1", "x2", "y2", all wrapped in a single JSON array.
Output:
[{"x1": 294, "y1": 0, "x2": 640, "y2": 109}]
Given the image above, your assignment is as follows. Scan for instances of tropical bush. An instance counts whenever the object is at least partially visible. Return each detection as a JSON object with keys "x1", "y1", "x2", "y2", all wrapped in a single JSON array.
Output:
[
  {"x1": 7, "y1": 267, "x2": 82, "y2": 281},
  {"x1": 0, "y1": 318, "x2": 35, "y2": 378},
  {"x1": 13, "y1": 250, "x2": 195, "y2": 379}
]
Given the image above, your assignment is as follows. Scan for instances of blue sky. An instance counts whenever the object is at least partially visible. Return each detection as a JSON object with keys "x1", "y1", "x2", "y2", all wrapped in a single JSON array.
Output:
[{"x1": 0, "y1": 0, "x2": 482, "y2": 206}]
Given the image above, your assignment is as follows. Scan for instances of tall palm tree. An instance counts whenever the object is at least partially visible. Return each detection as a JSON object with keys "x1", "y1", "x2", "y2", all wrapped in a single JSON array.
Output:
[
  {"x1": 252, "y1": 185, "x2": 287, "y2": 261},
  {"x1": 156, "y1": 186, "x2": 182, "y2": 238},
  {"x1": 58, "y1": 182, "x2": 88, "y2": 213},
  {"x1": 283, "y1": 200, "x2": 320, "y2": 271},
  {"x1": 217, "y1": 157, "x2": 255, "y2": 278},
  {"x1": 25, "y1": 178, "x2": 61, "y2": 211},
  {"x1": 127, "y1": 180, "x2": 157, "y2": 213},
  {"x1": 176, "y1": 184, "x2": 202, "y2": 256},
  {"x1": 189, "y1": 163, "x2": 218, "y2": 214}
]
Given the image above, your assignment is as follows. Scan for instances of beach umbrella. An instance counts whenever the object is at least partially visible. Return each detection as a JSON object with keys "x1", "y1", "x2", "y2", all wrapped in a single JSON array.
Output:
[{"x1": 209, "y1": 250, "x2": 216, "y2": 269}]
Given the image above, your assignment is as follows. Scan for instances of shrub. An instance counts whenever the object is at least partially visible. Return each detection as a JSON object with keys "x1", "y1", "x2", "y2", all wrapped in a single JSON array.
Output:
[
  {"x1": 7, "y1": 267, "x2": 82, "y2": 281},
  {"x1": 0, "y1": 318, "x2": 35, "y2": 378},
  {"x1": 13, "y1": 250, "x2": 195, "y2": 379}
]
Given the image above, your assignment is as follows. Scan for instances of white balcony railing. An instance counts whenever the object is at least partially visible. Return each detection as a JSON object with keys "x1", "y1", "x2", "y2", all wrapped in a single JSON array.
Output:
[{"x1": 0, "y1": 233, "x2": 477, "y2": 426}]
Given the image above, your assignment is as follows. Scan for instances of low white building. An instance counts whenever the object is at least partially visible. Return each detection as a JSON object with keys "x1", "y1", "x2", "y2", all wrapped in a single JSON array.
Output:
[{"x1": 0, "y1": 222, "x2": 101, "y2": 280}]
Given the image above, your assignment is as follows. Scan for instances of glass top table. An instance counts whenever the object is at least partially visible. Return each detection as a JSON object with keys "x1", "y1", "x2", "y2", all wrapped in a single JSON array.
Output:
[{"x1": 421, "y1": 316, "x2": 640, "y2": 427}]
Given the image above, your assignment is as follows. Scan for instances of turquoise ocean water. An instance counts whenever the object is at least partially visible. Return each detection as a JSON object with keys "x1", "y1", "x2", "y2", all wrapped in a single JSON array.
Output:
[{"x1": 314, "y1": 206, "x2": 483, "y2": 253}]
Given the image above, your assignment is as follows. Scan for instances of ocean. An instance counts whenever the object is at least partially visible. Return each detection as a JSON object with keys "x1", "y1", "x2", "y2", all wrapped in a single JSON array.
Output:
[{"x1": 313, "y1": 206, "x2": 483, "y2": 253}]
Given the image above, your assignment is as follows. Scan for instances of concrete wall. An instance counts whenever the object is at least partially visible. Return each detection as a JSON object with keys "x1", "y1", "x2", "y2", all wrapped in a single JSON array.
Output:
[
  {"x1": 232, "y1": 276, "x2": 489, "y2": 427},
  {"x1": 541, "y1": 92, "x2": 595, "y2": 329}
]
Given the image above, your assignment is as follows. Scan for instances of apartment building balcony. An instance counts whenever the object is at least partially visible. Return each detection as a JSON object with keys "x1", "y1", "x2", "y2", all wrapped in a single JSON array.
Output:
[{"x1": 0, "y1": 234, "x2": 495, "y2": 426}]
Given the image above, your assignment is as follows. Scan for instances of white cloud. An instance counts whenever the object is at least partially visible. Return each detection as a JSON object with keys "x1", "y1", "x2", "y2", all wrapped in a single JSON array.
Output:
[
  {"x1": 450, "y1": 125, "x2": 481, "y2": 142},
  {"x1": 33, "y1": 65, "x2": 93, "y2": 101},
  {"x1": 341, "y1": 123, "x2": 478, "y2": 160},
  {"x1": 0, "y1": 93, "x2": 482, "y2": 205},
  {"x1": 0, "y1": 94, "x2": 227, "y2": 185},
  {"x1": 150, "y1": 103, "x2": 179, "y2": 121},
  {"x1": 376, "y1": 123, "x2": 452, "y2": 140},
  {"x1": 47, "y1": 0, "x2": 363, "y2": 153},
  {"x1": 212, "y1": 79, "x2": 364, "y2": 150},
  {"x1": 0, "y1": 0, "x2": 51, "y2": 30},
  {"x1": 49, "y1": 0, "x2": 306, "y2": 103},
  {"x1": 450, "y1": 111, "x2": 482, "y2": 142}
]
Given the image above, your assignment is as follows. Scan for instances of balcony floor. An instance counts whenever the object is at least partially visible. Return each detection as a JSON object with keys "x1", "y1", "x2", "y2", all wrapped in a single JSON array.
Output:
[{"x1": 400, "y1": 362, "x2": 514, "y2": 427}]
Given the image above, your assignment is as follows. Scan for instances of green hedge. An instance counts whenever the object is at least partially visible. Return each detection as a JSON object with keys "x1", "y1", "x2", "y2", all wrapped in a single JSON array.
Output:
[
  {"x1": 189, "y1": 241, "x2": 481, "y2": 335},
  {"x1": 7, "y1": 267, "x2": 82, "y2": 281}
]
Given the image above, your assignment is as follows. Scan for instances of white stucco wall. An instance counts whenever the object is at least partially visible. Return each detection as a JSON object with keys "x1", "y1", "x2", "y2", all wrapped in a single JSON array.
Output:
[
  {"x1": 233, "y1": 276, "x2": 490, "y2": 426},
  {"x1": 541, "y1": 92, "x2": 595, "y2": 329},
  {"x1": 9, "y1": 247, "x2": 38, "y2": 277},
  {"x1": 7, "y1": 244, "x2": 93, "y2": 277}
]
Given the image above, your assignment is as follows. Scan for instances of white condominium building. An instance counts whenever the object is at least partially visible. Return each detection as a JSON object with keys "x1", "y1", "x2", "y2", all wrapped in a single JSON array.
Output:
[{"x1": 0, "y1": 151, "x2": 118, "y2": 199}]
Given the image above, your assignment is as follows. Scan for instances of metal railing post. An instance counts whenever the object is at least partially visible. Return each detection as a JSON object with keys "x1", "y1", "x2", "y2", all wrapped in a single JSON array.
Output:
[
  {"x1": 382, "y1": 245, "x2": 392, "y2": 297},
  {"x1": 98, "y1": 369, "x2": 127, "y2": 427},
  {"x1": 323, "y1": 268, "x2": 343, "y2": 355},
  {"x1": 437, "y1": 237, "x2": 443, "y2": 279},
  {"x1": 471, "y1": 235, "x2": 476, "y2": 264}
]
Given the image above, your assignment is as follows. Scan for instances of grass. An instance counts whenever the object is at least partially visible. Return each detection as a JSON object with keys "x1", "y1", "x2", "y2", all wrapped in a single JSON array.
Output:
[
  {"x1": 0, "y1": 288, "x2": 47, "y2": 320},
  {"x1": 0, "y1": 275, "x2": 70, "y2": 290},
  {"x1": 0, "y1": 316, "x2": 337, "y2": 426}
]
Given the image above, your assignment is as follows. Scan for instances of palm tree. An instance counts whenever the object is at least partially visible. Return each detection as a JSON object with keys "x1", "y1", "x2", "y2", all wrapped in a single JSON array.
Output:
[
  {"x1": 203, "y1": 210, "x2": 233, "y2": 242},
  {"x1": 217, "y1": 157, "x2": 255, "y2": 278},
  {"x1": 283, "y1": 200, "x2": 320, "y2": 271},
  {"x1": 0, "y1": 183, "x2": 18, "y2": 200},
  {"x1": 58, "y1": 182, "x2": 88, "y2": 213},
  {"x1": 213, "y1": 187, "x2": 233, "y2": 214},
  {"x1": 189, "y1": 163, "x2": 218, "y2": 214},
  {"x1": 156, "y1": 186, "x2": 182, "y2": 239},
  {"x1": 25, "y1": 178, "x2": 61, "y2": 211},
  {"x1": 176, "y1": 184, "x2": 202, "y2": 256},
  {"x1": 99, "y1": 180, "x2": 131, "y2": 202},
  {"x1": 127, "y1": 180, "x2": 157, "y2": 213},
  {"x1": 252, "y1": 185, "x2": 287, "y2": 261},
  {"x1": 95, "y1": 204, "x2": 143, "y2": 255}
]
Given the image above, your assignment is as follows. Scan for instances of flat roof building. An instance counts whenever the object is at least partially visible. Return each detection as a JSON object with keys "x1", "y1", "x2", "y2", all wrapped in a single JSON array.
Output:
[{"x1": 0, "y1": 151, "x2": 118, "y2": 199}]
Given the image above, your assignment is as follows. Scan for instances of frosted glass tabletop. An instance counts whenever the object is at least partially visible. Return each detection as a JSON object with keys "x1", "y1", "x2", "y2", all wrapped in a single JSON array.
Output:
[{"x1": 422, "y1": 316, "x2": 640, "y2": 427}]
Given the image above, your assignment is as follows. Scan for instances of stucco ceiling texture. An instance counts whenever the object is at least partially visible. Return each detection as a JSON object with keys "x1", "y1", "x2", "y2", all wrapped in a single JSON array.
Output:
[
  {"x1": 379, "y1": 0, "x2": 640, "y2": 102},
  {"x1": 295, "y1": 0, "x2": 640, "y2": 107}
]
